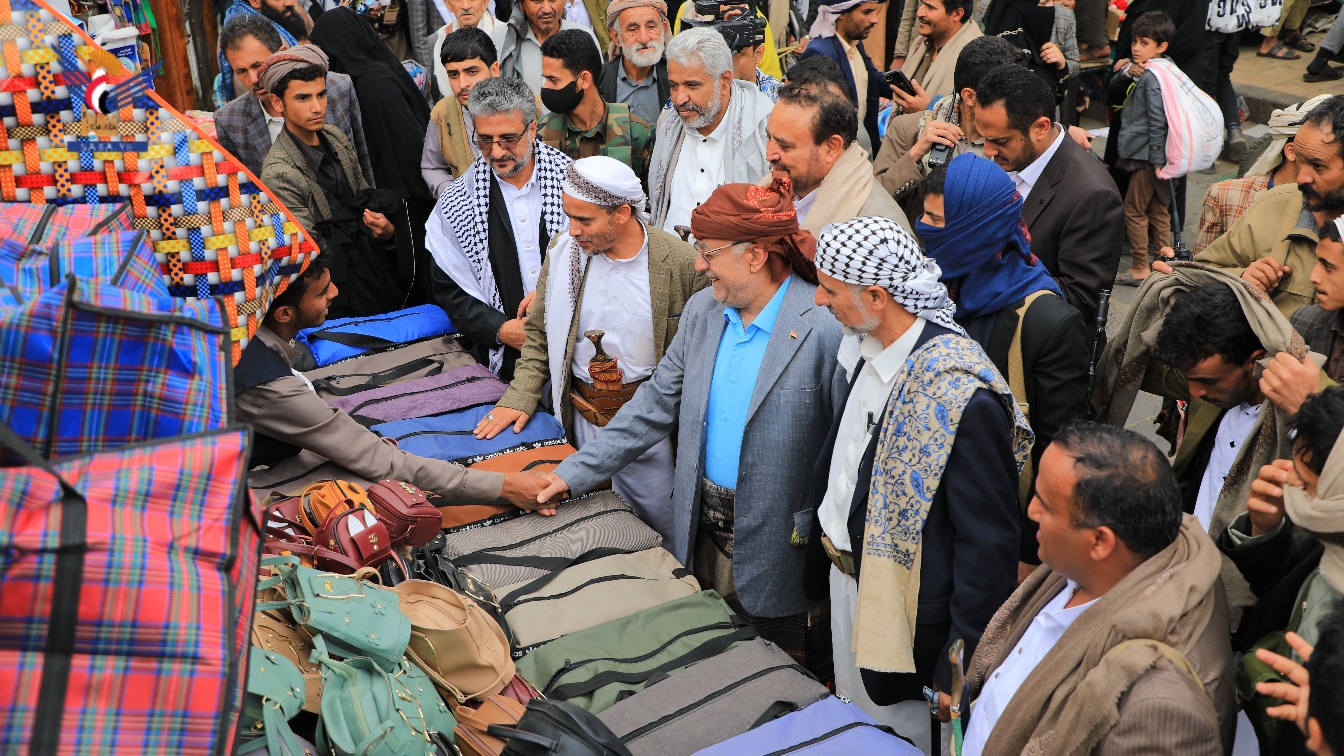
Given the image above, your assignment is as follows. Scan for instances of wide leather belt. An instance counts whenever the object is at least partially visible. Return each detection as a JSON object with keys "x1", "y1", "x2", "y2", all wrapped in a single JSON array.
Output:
[
  {"x1": 821, "y1": 534, "x2": 856, "y2": 578},
  {"x1": 570, "y1": 377, "x2": 647, "y2": 427}
]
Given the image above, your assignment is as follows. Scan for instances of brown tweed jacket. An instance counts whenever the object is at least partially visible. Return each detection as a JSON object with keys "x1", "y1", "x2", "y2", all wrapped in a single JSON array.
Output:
[
  {"x1": 495, "y1": 225, "x2": 706, "y2": 437},
  {"x1": 260, "y1": 124, "x2": 368, "y2": 241}
]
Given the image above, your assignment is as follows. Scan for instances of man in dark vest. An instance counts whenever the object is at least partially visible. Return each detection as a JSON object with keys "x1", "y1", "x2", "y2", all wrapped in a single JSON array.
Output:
[
  {"x1": 234, "y1": 253, "x2": 553, "y2": 508},
  {"x1": 426, "y1": 76, "x2": 573, "y2": 380}
]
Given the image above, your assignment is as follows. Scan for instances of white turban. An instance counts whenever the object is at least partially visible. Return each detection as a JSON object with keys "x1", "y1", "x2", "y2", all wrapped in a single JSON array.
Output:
[
  {"x1": 809, "y1": 0, "x2": 869, "y2": 39},
  {"x1": 816, "y1": 216, "x2": 965, "y2": 334},
  {"x1": 563, "y1": 156, "x2": 650, "y2": 223},
  {"x1": 1245, "y1": 94, "x2": 1335, "y2": 179}
]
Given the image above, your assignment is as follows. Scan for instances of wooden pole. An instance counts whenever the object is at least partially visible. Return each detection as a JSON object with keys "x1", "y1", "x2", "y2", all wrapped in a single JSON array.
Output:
[{"x1": 146, "y1": 0, "x2": 195, "y2": 110}]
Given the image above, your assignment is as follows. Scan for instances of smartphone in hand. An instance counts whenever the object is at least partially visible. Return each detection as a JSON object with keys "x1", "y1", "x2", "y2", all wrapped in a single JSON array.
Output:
[{"x1": 883, "y1": 69, "x2": 917, "y2": 98}]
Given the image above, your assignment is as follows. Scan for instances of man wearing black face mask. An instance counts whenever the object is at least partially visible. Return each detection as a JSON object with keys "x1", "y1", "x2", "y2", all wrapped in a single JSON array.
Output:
[{"x1": 538, "y1": 29, "x2": 654, "y2": 188}]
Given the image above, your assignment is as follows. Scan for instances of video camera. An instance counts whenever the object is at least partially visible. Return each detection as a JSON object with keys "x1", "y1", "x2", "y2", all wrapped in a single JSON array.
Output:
[{"x1": 683, "y1": 1, "x2": 766, "y2": 53}]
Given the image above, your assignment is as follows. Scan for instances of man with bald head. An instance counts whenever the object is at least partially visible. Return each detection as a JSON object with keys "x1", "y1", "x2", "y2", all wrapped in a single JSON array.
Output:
[{"x1": 475, "y1": 156, "x2": 705, "y2": 539}]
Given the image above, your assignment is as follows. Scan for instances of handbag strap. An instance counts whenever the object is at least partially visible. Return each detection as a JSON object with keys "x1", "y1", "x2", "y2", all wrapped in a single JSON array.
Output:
[
  {"x1": 0, "y1": 421, "x2": 88, "y2": 756},
  {"x1": 1008, "y1": 291, "x2": 1050, "y2": 510},
  {"x1": 309, "y1": 356, "x2": 445, "y2": 397}
]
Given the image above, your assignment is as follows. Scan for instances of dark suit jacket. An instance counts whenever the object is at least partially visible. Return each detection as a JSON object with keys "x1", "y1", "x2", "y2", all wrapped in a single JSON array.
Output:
[
  {"x1": 214, "y1": 71, "x2": 375, "y2": 188},
  {"x1": 1292, "y1": 304, "x2": 1336, "y2": 356},
  {"x1": 1022, "y1": 133, "x2": 1124, "y2": 323},
  {"x1": 797, "y1": 36, "x2": 882, "y2": 151},
  {"x1": 962, "y1": 293, "x2": 1090, "y2": 561},
  {"x1": 598, "y1": 59, "x2": 671, "y2": 112},
  {"x1": 804, "y1": 322, "x2": 1021, "y2": 702}
]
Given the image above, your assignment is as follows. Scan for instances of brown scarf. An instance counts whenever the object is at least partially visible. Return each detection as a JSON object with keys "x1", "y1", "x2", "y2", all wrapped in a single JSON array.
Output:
[
  {"x1": 967, "y1": 515, "x2": 1223, "y2": 755},
  {"x1": 1091, "y1": 262, "x2": 1307, "y2": 621}
]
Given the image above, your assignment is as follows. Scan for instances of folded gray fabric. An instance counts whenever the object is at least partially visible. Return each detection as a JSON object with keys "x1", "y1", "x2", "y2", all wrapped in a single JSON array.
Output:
[{"x1": 326, "y1": 364, "x2": 506, "y2": 424}]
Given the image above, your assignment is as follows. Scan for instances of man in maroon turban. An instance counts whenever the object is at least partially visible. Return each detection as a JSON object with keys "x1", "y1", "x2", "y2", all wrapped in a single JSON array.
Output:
[
  {"x1": 536, "y1": 177, "x2": 847, "y2": 672},
  {"x1": 685, "y1": 176, "x2": 819, "y2": 287}
]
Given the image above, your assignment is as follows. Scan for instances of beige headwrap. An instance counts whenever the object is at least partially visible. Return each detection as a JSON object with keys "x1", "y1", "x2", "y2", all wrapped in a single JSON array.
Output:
[
  {"x1": 1245, "y1": 94, "x2": 1334, "y2": 178},
  {"x1": 1284, "y1": 428, "x2": 1344, "y2": 594},
  {"x1": 604, "y1": 0, "x2": 671, "y2": 58},
  {"x1": 258, "y1": 45, "x2": 330, "y2": 96}
]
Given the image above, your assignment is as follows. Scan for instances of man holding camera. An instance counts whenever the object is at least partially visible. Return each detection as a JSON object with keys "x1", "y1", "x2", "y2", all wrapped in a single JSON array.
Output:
[{"x1": 683, "y1": 5, "x2": 780, "y2": 101}]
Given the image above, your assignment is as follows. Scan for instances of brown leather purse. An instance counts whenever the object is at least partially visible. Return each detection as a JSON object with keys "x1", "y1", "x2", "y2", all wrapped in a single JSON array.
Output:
[
  {"x1": 264, "y1": 483, "x2": 394, "y2": 573},
  {"x1": 397, "y1": 580, "x2": 514, "y2": 703},
  {"x1": 367, "y1": 479, "x2": 442, "y2": 548},
  {"x1": 451, "y1": 694, "x2": 529, "y2": 756}
]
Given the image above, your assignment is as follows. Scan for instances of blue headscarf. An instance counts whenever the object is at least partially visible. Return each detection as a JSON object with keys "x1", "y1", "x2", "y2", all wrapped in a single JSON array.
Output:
[{"x1": 915, "y1": 153, "x2": 1062, "y2": 320}]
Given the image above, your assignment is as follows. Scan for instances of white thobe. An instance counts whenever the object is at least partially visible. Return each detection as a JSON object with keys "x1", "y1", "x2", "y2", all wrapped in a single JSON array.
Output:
[
  {"x1": 568, "y1": 236, "x2": 676, "y2": 542},
  {"x1": 661, "y1": 114, "x2": 729, "y2": 234}
]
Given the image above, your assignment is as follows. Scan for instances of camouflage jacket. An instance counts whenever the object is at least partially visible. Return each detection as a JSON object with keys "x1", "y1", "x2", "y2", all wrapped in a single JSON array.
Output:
[{"x1": 539, "y1": 101, "x2": 653, "y2": 189}]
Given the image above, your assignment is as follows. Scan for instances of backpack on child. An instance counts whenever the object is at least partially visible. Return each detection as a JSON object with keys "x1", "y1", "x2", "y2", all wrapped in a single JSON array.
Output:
[{"x1": 1143, "y1": 59, "x2": 1224, "y2": 178}]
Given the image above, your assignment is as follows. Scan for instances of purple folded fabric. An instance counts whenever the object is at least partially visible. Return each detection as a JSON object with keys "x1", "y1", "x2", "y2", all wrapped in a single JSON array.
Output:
[{"x1": 327, "y1": 364, "x2": 507, "y2": 423}]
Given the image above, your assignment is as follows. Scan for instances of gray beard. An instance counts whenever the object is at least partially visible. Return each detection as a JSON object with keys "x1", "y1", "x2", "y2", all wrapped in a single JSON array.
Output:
[
  {"x1": 681, "y1": 84, "x2": 724, "y2": 130},
  {"x1": 493, "y1": 143, "x2": 533, "y2": 179},
  {"x1": 623, "y1": 42, "x2": 663, "y2": 68}
]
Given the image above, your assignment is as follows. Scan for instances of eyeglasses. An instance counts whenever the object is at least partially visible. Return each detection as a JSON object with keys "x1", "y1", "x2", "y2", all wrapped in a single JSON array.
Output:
[
  {"x1": 673, "y1": 225, "x2": 744, "y2": 263},
  {"x1": 475, "y1": 123, "x2": 533, "y2": 150}
]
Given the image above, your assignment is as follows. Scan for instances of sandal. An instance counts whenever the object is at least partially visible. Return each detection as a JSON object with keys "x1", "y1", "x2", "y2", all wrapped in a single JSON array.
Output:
[
  {"x1": 1258, "y1": 42, "x2": 1302, "y2": 60},
  {"x1": 1305, "y1": 65, "x2": 1344, "y2": 82},
  {"x1": 1114, "y1": 269, "x2": 1148, "y2": 287},
  {"x1": 1283, "y1": 33, "x2": 1316, "y2": 52}
]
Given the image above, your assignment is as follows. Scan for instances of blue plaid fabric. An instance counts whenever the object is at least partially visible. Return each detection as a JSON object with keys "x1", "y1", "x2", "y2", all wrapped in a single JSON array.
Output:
[
  {"x1": 0, "y1": 277, "x2": 231, "y2": 464},
  {"x1": 0, "y1": 231, "x2": 166, "y2": 302},
  {"x1": 0, "y1": 202, "x2": 132, "y2": 244},
  {"x1": 0, "y1": 428, "x2": 258, "y2": 756}
]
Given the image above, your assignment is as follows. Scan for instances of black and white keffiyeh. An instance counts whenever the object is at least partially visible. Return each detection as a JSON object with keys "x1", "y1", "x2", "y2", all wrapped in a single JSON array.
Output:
[
  {"x1": 432, "y1": 141, "x2": 571, "y2": 371},
  {"x1": 816, "y1": 216, "x2": 965, "y2": 334}
]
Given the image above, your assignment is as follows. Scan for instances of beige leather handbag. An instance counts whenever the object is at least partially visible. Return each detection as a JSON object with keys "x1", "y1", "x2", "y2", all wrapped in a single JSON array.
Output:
[{"x1": 397, "y1": 580, "x2": 514, "y2": 703}]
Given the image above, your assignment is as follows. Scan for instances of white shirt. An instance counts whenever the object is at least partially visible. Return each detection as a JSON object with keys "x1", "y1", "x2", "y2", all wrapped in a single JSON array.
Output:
[
  {"x1": 794, "y1": 188, "x2": 819, "y2": 227},
  {"x1": 564, "y1": 0, "x2": 593, "y2": 29},
  {"x1": 1195, "y1": 401, "x2": 1263, "y2": 531},
  {"x1": 962, "y1": 580, "x2": 1096, "y2": 755},
  {"x1": 819, "y1": 319, "x2": 927, "y2": 551},
  {"x1": 661, "y1": 112, "x2": 730, "y2": 234},
  {"x1": 1008, "y1": 125, "x2": 1065, "y2": 199},
  {"x1": 497, "y1": 170, "x2": 544, "y2": 294},
  {"x1": 571, "y1": 229, "x2": 656, "y2": 381},
  {"x1": 266, "y1": 112, "x2": 285, "y2": 144}
]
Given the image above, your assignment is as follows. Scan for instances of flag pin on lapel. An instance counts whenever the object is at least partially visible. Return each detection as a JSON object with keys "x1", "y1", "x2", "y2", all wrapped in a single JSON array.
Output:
[{"x1": 789, "y1": 331, "x2": 798, "y2": 339}]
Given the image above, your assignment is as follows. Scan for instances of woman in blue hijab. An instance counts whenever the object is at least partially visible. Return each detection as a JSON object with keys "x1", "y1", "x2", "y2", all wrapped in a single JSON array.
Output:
[{"x1": 916, "y1": 152, "x2": 1091, "y2": 579}]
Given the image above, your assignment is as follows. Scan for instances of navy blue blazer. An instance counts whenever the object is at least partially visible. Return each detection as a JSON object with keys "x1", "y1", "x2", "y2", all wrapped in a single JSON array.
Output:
[
  {"x1": 804, "y1": 323, "x2": 1021, "y2": 703},
  {"x1": 797, "y1": 35, "x2": 884, "y2": 151}
]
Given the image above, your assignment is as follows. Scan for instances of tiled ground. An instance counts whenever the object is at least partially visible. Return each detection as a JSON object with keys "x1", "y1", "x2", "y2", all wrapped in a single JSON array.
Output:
[{"x1": 1232, "y1": 24, "x2": 1344, "y2": 101}]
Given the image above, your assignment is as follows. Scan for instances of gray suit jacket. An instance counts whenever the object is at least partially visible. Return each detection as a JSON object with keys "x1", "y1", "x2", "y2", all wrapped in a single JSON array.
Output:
[
  {"x1": 553, "y1": 277, "x2": 849, "y2": 617},
  {"x1": 214, "y1": 71, "x2": 374, "y2": 188}
]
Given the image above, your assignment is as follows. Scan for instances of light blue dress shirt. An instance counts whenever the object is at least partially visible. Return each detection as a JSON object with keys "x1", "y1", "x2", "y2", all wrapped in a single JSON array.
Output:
[{"x1": 703, "y1": 276, "x2": 792, "y2": 488}]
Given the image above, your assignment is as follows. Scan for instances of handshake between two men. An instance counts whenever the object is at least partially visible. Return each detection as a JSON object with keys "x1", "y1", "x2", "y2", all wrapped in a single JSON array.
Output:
[{"x1": 497, "y1": 468, "x2": 574, "y2": 516}]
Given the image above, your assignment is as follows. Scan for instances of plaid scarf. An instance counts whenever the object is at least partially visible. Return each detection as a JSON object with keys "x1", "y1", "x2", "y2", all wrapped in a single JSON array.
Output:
[{"x1": 436, "y1": 141, "x2": 570, "y2": 371}]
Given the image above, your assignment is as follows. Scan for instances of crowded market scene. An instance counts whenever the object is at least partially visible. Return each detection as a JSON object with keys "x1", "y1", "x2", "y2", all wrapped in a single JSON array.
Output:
[{"x1": 4, "y1": 0, "x2": 1344, "y2": 752}]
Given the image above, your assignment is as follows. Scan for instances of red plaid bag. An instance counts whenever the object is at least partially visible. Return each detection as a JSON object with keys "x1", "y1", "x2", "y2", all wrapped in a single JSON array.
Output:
[{"x1": 0, "y1": 423, "x2": 261, "y2": 756}]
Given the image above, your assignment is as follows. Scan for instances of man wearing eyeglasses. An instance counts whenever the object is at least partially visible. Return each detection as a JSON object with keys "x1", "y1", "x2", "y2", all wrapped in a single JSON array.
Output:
[
  {"x1": 534, "y1": 178, "x2": 847, "y2": 673},
  {"x1": 427, "y1": 76, "x2": 573, "y2": 380}
]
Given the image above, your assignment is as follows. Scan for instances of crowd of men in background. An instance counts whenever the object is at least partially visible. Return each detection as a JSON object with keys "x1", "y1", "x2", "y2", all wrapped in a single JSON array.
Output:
[{"x1": 216, "y1": 0, "x2": 1344, "y2": 751}]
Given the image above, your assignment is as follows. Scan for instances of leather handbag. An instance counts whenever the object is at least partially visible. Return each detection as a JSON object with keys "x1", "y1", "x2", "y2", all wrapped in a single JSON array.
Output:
[
  {"x1": 398, "y1": 580, "x2": 514, "y2": 703},
  {"x1": 489, "y1": 699, "x2": 633, "y2": 756},
  {"x1": 500, "y1": 676, "x2": 542, "y2": 707},
  {"x1": 452, "y1": 694, "x2": 529, "y2": 756},
  {"x1": 297, "y1": 480, "x2": 373, "y2": 533},
  {"x1": 265, "y1": 557, "x2": 411, "y2": 673},
  {"x1": 238, "y1": 648, "x2": 308, "y2": 756},
  {"x1": 310, "y1": 636, "x2": 457, "y2": 756},
  {"x1": 263, "y1": 492, "x2": 391, "y2": 574},
  {"x1": 408, "y1": 535, "x2": 516, "y2": 648},
  {"x1": 250, "y1": 603, "x2": 323, "y2": 713},
  {"x1": 368, "y1": 479, "x2": 443, "y2": 548}
]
